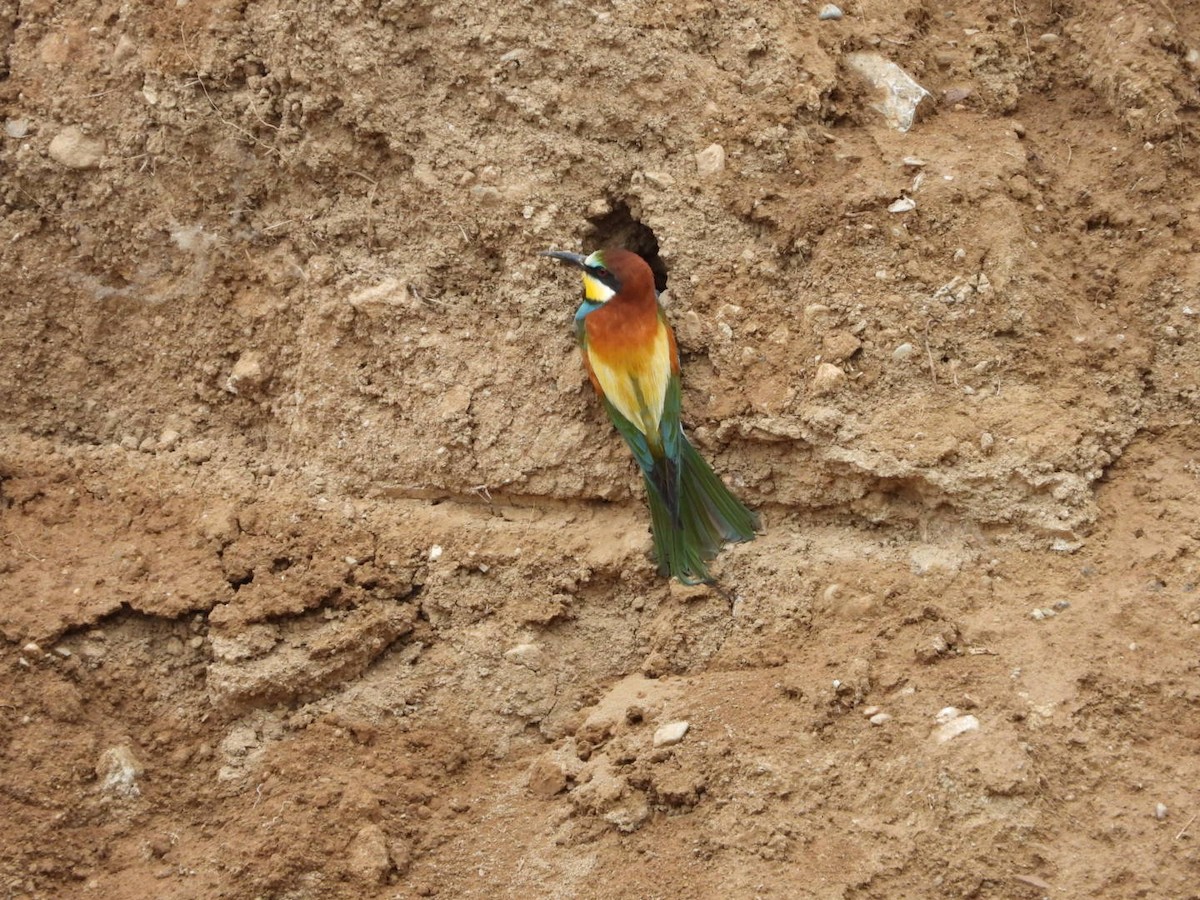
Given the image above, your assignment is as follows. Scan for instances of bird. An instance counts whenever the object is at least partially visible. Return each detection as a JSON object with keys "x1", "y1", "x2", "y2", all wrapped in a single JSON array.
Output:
[{"x1": 542, "y1": 247, "x2": 759, "y2": 585}]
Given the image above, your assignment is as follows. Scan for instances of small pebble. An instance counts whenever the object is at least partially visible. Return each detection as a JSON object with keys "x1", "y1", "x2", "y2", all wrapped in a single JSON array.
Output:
[
  {"x1": 470, "y1": 184, "x2": 501, "y2": 203},
  {"x1": 96, "y1": 745, "x2": 143, "y2": 797},
  {"x1": 695, "y1": 143, "x2": 726, "y2": 178},
  {"x1": 979, "y1": 431, "x2": 995, "y2": 453},
  {"x1": 48, "y1": 126, "x2": 105, "y2": 169},
  {"x1": 22, "y1": 642, "x2": 41, "y2": 655},
  {"x1": 822, "y1": 331, "x2": 861, "y2": 363},
  {"x1": 811, "y1": 363, "x2": 846, "y2": 396},
  {"x1": 804, "y1": 303, "x2": 833, "y2": 323},
  {"x1": 503, "y1": 643, "x2": 543, "y2": 670},
  {"x1": 346, "y1": 824, "x2": 391, "y2": 884},
  {"x1": 225, "y1": 352, "x2": 265, "y2": 395},
  {"x1": 5, "y1": 118, "x2": 30, "y2": 138},
  {"x1": 933, "y1": 713, "x2": 979, "y2": 743},
  {"x1": 818, "y1": 4, "x2": 843, "y2": 20},
  {"x1": 935, "y1": 707, "x2": 959, "y2": 724},
  {"x1": 185, "y1": 442, "x2": 213, "y2": 464},
  {"x1": 428, "y1": 544, "x2": 443, "y2": 561},
  {"x1": 1155, "y1": 803, "x2": 1169, "y2": 820},
  {"x1": 901, "y1": 156, "x2": 927, "y2": 167},
  {"x1": 888, "y1": 197, "x2": 917, "y2": 213},
  {"x1": 862, "y1": 706, "x2": 881, "y2": 717},
  {"x1": 869, "y1": 713, "x2": 891, "y2": 726},
  {"x1": 653, "y1": 721, "x2": 690, "y2": 747},
  {"x1": 527, "y1": 756, "x2": 568, "y2": 799},
  {"x1": 1039, "y1": 33, "x2": 1060, "y2": 43},
  {"x1": 892, "y1": 342, "x2": 916, "y2": 362}
]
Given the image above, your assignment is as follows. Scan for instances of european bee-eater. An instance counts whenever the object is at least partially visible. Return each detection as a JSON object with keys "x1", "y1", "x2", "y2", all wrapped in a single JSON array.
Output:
[{"x1": 542, "y1": 247, "x2": 759, "y2": 584}]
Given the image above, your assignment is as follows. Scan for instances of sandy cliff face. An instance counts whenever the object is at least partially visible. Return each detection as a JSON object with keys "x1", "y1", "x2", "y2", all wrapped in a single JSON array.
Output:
[{"x1": 2, "y1": 1, "x2": 1199, "y2": 897}]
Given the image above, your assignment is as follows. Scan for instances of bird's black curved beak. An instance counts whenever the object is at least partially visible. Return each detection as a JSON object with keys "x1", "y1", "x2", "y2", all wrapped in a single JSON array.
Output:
[{"x1": 540, "y1": 250, "x2": 587, "y2": 269}]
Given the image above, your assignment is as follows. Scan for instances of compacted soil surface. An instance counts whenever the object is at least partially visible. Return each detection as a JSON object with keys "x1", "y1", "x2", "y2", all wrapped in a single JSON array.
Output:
[{"x1": 2, "y1": 1, "x2": 1199, "y2": 897}]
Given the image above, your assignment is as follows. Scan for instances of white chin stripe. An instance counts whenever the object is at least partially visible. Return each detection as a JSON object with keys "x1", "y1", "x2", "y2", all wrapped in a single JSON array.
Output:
[{"x1": 583, "y1": 273, "x2": 616, "y2": 303}]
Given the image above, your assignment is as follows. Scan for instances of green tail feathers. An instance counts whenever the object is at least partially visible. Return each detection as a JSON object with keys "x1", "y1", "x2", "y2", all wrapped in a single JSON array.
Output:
[{"x1": 643, "y1": 436, "x2": 759, "y2": 585}]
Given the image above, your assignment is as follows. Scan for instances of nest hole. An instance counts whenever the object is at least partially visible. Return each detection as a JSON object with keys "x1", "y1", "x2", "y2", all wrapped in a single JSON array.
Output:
[{"x1": 584, "y1": 200, "x2": 669, "y2": 294}]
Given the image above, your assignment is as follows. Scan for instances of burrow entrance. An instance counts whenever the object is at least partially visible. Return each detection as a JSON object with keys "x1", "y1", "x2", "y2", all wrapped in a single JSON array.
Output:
[{"x1": 584, "y1": 200, "x2": 669, "y2": 295}]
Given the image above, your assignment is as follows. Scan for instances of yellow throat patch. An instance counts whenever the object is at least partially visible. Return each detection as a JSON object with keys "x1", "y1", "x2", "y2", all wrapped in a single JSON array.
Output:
[{"x1": 582, "y1": 272, "x2": 616, "y2": 304}]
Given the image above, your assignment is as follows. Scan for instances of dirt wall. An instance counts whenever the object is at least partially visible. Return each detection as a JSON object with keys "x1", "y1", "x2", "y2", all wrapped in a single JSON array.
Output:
[{"x1": 2, "y1": 1, "x2": 1199, "y2": 897}]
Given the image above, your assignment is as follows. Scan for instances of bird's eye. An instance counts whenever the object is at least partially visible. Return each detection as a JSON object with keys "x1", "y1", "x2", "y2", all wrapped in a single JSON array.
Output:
[{"x1": 594, "y1": 266, "x2": 609, "y2": 277}]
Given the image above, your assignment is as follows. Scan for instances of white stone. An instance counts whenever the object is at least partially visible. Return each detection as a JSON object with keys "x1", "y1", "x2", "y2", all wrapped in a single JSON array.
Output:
[
  {"x1": 653, "y1": 720, "x2": 690, "y2": 747},
  {"x1": 933, "y1": 713, "x2": 980, "y2": 743},
  {"x1": 892, "y1": 342, "x2": 916, "y2": 361},
  {"x1": 818, "y1": 4, "x2": 843, "y2": 20},
  {"x1": 869, "y1": 713, "x2": 892, "y2": 726},
  {"x1": 48, "y1": 126, "x2": 105, "y2": 169},
  {"x1": 429, "y1": 544, "x2": 443, "y2": 561},
  {"x1": 888, "y1": 197, "x2": 917, "y2": 213},
  {"x1": 845, "y1": 53, "x2": 931, "y2": 133},
  {"x1": 1155, "y1": 802, "x2": 1169, "y2": 820},
  {"x1": 695, "y1": 143, "x2": 726, "y2": 178},
  {"x1": 96, "y1": 745, "x2": 143, "y2": 797},
  {"x1": 811, "y1": 363, "x2": 846, "y2": 396},
  {"x1": 224, "y1": 352, "x2": 265, "y2": 395}
]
